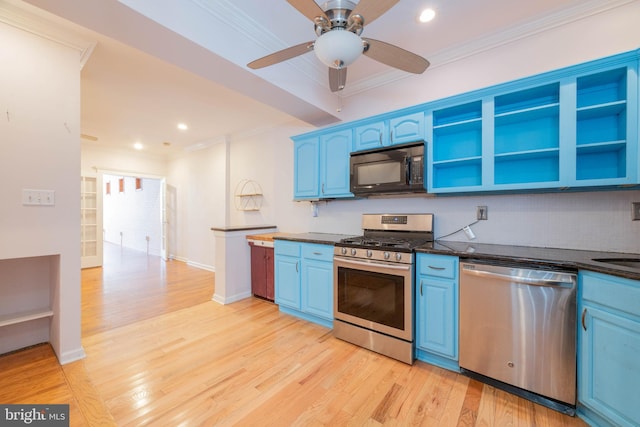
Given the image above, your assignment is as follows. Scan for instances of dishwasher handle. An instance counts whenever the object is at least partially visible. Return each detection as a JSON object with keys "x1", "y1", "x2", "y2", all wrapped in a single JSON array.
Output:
[{"x1": 461, "y1": 264, "x2": 576, "y2": 288}]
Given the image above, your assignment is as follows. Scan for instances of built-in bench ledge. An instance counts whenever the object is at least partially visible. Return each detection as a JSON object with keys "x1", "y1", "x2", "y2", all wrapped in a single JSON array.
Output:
[{"x1": 210, "y1": 225, "x2": 277, "y2": 304}]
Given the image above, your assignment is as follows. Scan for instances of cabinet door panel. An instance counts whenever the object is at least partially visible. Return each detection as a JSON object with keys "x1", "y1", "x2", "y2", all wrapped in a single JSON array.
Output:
[
  {"x1": 275, "y1": 255, "x2": 300, "y2": 309},
  {"x1": 302, "y1": 260, "x2": 333, "y2": 320},
  {"x1": 320, "y1": 130, "x2": 353, "y2": 197},
  {"x1": 250, "y1": 245, "x2": 267, "y2": 298},
  {"x1": 293, "y1": 138, "x2": 319, "y2": 199},
  {"x1": 389, "y1": 112, "x2": 424, "y2": 145},
  {"x1": 265, "y1": 248, "x2": 274, "y2": 301},
  {"x1": 579, "y1": 304, "x2": 640, "y2": 427},
  {"x1": 354, "y1": 121, "x2": 386, "y2": 151},
  {"x1": 416, "y1": 276, "x2": 457, "y2": 359}
]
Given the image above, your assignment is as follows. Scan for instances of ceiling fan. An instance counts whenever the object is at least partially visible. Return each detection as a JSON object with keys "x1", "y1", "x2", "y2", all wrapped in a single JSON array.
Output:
[{"x1": 247, "y1": 0, "x2": 430, "y2": 92}]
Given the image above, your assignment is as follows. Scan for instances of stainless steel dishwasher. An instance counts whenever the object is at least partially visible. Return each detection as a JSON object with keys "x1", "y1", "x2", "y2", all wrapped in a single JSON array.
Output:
[{"x1": 459, "y1": 261, "x2": 577, "y2": 414}]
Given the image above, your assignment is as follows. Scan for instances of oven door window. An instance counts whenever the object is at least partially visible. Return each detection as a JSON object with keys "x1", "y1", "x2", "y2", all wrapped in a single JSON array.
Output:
[{"x1": 337, "y1": 266, "x2": 405, "y2": 330}]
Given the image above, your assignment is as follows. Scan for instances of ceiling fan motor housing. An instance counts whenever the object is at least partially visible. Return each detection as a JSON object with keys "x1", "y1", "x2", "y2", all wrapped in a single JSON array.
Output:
[{"x1": 315, "y1": 0, "x2": 360, "y2": 35}]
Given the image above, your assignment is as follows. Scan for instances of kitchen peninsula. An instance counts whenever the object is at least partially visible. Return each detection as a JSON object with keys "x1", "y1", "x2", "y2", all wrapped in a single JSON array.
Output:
[{"x1": 210, "y1": 224, "x2": 277, "y2": 304}]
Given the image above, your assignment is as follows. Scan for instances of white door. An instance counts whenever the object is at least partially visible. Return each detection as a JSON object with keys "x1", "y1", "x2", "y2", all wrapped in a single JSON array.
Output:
[{"x1": 80, "y1": 174, "x2": 103, "y2": 268}]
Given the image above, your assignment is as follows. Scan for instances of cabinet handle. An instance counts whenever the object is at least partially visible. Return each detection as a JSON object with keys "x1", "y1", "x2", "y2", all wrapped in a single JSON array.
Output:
[
  {"x1": 313, "y1": 252, "x2": 322, "y2": 255},
  {"x1": 428, "y1": 265, "x2": 445, "y2": 270},
  {"x1": 581, "y1": 308, "x2": 587, "y2": 331},
  {"x1": 390, "y1": 130, "x2": 394, "y2": 143},
  {"x1": 379, "y1": 133, "x2": 382, "y2": 145},
  {"x1": 296, "y1": 261, "x2": 299, "y2": 273},
  {"x1": 420, "y1": 280, "x2": 423, "y2": 296},
  {"x1": 321, "y1": 183, "x2": 325, "y2": 194}
]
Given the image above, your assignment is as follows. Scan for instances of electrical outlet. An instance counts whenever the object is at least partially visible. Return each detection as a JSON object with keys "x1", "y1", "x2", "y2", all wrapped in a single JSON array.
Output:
[
  {"x1": 632, "y1": 202, "x2": 640, "y2": 221},
  {"x1": 477, "y1": 205, "x2": 488, "y2": 220}
]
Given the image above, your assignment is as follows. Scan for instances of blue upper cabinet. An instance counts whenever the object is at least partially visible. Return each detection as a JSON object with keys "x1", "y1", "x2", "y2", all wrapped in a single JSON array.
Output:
[
  {"x1": 293, "y1": 129, "x2": 353, "y2": 200},
  {"x1": 428, "y1": 100, "x2": 485, "y2": 192},
  {"x1": 320, "y1": 130, "x2": 353, "y2": 198},
  {"x1": 354, "y1": 121, "x2": 386, "y2": 151},
  {"x1": 294, "y1": 50, "x2": 639, "y2": 196},
  {"x1": 293, "y1": 137, "x2": 319, "y2": 198},
  {"x1": 427, "y1": 51, "x2": 639, "y2": 193},
  {"x1": 491, "y1": 82, "x2": 562, "y2": 190},
  {"x1": 389, "y1": 112, "x2": 425, "y2": 145},
  {"x1": 354, "y1": 111, "x2": 425, "y2": 151},
  {"x1": 572, "y1": 66, "x2": 638, "y2": 186}
]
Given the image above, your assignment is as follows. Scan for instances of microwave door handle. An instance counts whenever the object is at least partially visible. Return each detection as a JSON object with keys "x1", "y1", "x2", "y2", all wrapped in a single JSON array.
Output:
[{"x1": 405, "y1": 157, "x2": 411, "y2": 184}]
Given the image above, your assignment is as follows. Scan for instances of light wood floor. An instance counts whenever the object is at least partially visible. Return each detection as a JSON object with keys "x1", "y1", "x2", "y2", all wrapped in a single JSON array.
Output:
[{"x1": 0, "y1": 244, "x2": 588, "y2": 426}]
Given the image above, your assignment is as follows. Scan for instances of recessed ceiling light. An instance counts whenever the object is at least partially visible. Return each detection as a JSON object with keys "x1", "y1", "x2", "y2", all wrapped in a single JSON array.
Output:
[
  {"x1": 133, "y1": 142, "x2": 143, "y2": 150},
  {"x1": 177, "y1": 123, "x2": 188, "y2": 131},
  {"x1": 418, "y1": 8, "x2": 436, "y2": 23}
]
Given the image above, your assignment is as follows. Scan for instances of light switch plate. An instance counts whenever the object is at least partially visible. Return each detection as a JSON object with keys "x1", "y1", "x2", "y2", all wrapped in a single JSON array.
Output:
[{"x1": 22, "y1": 189, "x2": 55, "y2": 206}]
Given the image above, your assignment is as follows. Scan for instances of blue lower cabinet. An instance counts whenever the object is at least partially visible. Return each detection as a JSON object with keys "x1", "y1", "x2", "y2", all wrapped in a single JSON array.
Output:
[
  {"x1": 415, "y1": 253, "x2": 460, "y2": 371},
  {"x1": 274, "y1": 241, "x2": 301, "y2": 309},
  {"x1": 577, "y1": 271, "x2": 640, "y2": 427},
  {"x1": 302, "y1": 258, "x2": 333, "y2": 321},
  {"x1": 274, "y1": 241, "x2": 333, "y2": 328}
]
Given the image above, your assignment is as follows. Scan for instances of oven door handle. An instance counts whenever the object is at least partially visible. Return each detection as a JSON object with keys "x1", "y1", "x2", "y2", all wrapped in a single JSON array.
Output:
[{"x1": 334, "y1": 257, "x2": 412, "y2": 271}]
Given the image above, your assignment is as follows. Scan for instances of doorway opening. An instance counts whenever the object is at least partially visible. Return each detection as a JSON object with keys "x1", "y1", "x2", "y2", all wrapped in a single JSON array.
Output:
[{"x1": 102, "y1": 173, "x2": 163, "y2": 258}]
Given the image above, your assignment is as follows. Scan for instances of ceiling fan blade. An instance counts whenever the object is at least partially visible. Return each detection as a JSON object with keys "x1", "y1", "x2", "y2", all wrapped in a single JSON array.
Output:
[
  {"x1": 362, "y1": 38, "x2": 430, "y2": 74},
  {"x1": 350, "y1": 0, "x2": 399, "y2": 25},
  {"x1": 329, "y1": 67, "x2": 347, "y2": 92},
  {"x1": 286, "y1": 0, "x2": 328, "y2": 22},
  {"x1": 247, "y1": 41, "x2": 315, "y2": 69}
]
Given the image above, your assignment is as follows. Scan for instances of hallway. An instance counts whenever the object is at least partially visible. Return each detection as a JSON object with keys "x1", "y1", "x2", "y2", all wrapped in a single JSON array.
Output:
[{"x1": 81, "y1": 243, "x2": 214, "y2": 337}]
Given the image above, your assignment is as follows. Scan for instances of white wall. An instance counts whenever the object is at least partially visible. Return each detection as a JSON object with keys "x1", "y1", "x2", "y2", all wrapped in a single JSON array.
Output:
[
  {"x1": 0, "y1": 21, "x2": 83, "y2": 363},
  {"x1": 166, "y1": 142, "x2": 227, "y2": 270},
  {"x1": 103, "y1": 174, "x2": 162, "y2": 255}
]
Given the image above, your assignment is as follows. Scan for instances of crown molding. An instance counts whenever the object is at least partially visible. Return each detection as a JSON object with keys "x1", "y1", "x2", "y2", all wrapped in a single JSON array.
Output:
[{"x1": 0, "y1": 0, "x2": 96, "y2": 69}]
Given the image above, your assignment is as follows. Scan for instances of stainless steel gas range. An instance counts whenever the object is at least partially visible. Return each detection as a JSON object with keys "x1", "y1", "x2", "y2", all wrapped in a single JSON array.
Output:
[{"x1": 333, "y1": 213, "x2": 434, "y2": 364}]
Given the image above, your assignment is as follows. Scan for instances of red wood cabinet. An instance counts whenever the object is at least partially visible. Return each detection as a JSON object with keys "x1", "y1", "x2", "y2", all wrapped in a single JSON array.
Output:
[{"x1": 249, "y1": 243, "x2": 274, "y2": 301}]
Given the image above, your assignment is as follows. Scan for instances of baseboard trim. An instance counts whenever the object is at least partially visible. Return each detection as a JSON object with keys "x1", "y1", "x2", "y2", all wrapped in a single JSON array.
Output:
[
  {"x1": 186, "y1": 260, "x2": 215, "y2": 272},
  {"x1": 212, "y1": 291, "x2": 251, "y2": 305},
  {"x1": 57, "y1": 346, "x2": 86, "y2": 365}
]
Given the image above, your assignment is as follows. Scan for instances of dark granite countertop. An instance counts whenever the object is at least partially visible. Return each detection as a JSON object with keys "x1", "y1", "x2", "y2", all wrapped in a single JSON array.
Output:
[
  {"x1": 273, "y1": 232, "x2": 356, "y2": 245},
  {"x1": 211, "y1": 224, "x2": 277, "y2": 232},
  {"x1": 416, "y1": 241, "x2": 640, "y2": 281}
]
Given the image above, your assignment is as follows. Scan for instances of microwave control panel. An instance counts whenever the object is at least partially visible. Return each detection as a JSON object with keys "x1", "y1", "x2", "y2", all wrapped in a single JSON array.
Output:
[{"x1": 410, "y1": 156, "x2": 424, "y2": 184}]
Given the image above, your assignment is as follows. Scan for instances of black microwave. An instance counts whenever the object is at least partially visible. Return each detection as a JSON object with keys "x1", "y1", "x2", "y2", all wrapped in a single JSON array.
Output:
[{"x1": 350, "y1": 142, "x2": 426, "y2": 196}]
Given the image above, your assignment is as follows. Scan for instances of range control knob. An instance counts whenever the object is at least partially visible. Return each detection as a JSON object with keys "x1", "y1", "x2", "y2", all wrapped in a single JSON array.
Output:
[
  {"x1": 395, "y1": 252, "x2": 403, "y2": 261},
  {"x1": 384, "y1": 252, "x2": 390, "y2": 260},
  {"x1": 366, "y1": 250, "x2": 373, "y2": 258},
  {"x1": 351, "y1": 248, "x2": 357, "y2": 256},
  {"x1": 341, "y1": 247, "x2": 347, "y2": 255}
]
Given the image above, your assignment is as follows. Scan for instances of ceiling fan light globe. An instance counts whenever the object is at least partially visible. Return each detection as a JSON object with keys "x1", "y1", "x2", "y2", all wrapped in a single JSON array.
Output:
[{"x1": 314, "y1": 30, "x2": 363, "y2": 69}]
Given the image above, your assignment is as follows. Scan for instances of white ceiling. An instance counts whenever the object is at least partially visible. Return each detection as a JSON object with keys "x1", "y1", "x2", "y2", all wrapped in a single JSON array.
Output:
[{"x1": 7, "y1": 0, "x2": 619, "y2": 157}]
